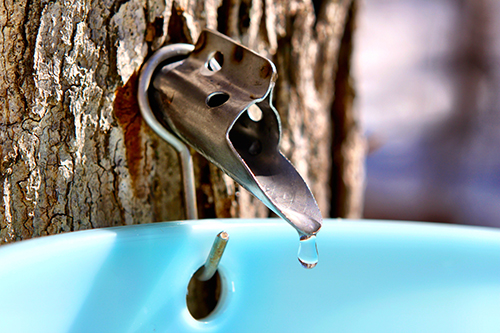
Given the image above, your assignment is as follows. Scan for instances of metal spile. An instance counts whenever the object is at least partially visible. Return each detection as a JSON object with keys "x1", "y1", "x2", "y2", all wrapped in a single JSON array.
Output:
[{"x1": 149, "y1": 30, "x2": 322, "y2": 238}]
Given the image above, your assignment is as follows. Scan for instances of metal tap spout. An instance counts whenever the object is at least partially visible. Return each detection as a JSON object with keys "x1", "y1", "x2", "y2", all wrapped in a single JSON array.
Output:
[{"x1": 142, "y1": 29, "x2": 322, "y2": 237}]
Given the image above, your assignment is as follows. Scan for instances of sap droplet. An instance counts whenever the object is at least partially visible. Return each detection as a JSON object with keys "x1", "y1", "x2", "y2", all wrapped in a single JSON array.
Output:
[{"x1": 298, "y1": 235, "x2": 318, "y2": 269}]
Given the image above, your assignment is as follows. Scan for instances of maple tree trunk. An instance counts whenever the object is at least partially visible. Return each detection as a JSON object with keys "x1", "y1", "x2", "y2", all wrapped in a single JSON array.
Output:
[{"x1": 0, "y1": 0, "x2": 362, "y2": 244}]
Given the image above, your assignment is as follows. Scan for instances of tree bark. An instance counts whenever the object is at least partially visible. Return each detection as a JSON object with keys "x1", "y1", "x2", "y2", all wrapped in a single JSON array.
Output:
[{"x1": 0, "y1": 0, "x2": 361, "y2": 244}]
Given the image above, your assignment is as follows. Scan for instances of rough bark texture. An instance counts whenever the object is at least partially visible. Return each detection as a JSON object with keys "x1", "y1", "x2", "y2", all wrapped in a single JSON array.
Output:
[{"x1": 0, "y1": 0, "x2": 360, "y2": 244}]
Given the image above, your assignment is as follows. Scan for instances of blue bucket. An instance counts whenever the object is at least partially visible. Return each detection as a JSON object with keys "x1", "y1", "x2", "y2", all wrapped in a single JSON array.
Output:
[{"x1": 0, "y1": 219, "x2": 499, "y2": 332}]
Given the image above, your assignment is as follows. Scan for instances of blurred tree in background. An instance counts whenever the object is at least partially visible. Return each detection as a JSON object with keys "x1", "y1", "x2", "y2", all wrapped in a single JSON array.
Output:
[{"x1": 358, "y1": 0, "x2": 500, "y2": 227}]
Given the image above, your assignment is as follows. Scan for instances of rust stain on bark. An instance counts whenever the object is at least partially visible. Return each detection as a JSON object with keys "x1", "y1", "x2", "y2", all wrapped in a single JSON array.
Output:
[{"x1": 113, "y1": 71, "x2": 143, "y2": 193}]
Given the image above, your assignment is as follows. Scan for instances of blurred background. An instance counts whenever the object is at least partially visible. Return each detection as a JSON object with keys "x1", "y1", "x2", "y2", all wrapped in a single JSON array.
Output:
[{"x1": 354, "y1": 0, "x2": 500, "y2": 227}]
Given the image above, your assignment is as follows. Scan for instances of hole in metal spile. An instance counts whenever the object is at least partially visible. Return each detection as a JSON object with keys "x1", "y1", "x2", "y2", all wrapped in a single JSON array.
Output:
[
  {"x1": 206, "y1": 51, "x2": 224, "y2": 72},
  {"x1": 206, "y1": 92, "x2": 229, "y2": 108},
  {"x1": 247, "y1": 104, "x2": 263, "y2": 122},
  {"x1": 186, "y1": 268, "x2": 222, "y2": 320}
]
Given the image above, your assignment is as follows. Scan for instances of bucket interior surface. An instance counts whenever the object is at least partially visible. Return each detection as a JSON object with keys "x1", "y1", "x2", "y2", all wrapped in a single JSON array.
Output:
[{"x1": 0, "y1": 219, "x2": 499, "y2": 332}]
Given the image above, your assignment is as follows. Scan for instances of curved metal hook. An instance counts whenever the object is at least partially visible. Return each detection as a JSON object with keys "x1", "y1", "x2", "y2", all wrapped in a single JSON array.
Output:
[{"x1": 137, "y1": 43, "x2": 198, "y2": 220}]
